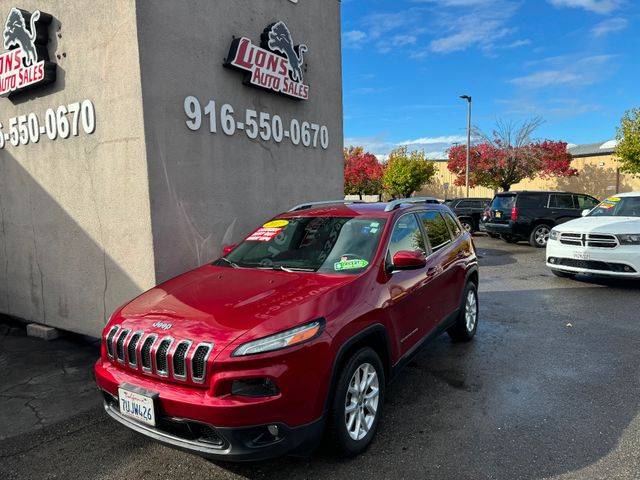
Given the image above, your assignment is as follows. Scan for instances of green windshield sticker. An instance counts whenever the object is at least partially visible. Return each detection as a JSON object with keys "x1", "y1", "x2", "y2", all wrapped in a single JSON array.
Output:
[
  {"x1": 370, "y1": 222, "x2": 380, "y2": 227},
  {"x1": 334, "y1": 258, "x2": 369, "y2": 271}
]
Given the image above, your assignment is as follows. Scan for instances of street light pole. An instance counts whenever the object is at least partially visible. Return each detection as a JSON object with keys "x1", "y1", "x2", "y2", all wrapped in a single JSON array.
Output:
[{"x1": 460, "y1": 95, "x2": 472, "y2": 198}]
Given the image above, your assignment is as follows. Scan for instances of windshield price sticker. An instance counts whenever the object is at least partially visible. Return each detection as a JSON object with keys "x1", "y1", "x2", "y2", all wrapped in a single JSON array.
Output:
[
  {"x1": 247, "y1": 226, "x2": 284, "y2": 242},
  {"x1": 334, "y1": 258, "x2": 369, "y2": 271},
  {"x1": 184, "y1": 96, "x2": 329, "y2": 150},
  {"x1": 0, "y1": 99, "x2": 96, "y2": 149}
]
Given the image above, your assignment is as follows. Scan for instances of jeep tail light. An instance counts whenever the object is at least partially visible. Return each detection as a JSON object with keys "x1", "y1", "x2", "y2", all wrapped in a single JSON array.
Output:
[{"x1": 511, "y1": 207, "x2": 519, "y2": 221}]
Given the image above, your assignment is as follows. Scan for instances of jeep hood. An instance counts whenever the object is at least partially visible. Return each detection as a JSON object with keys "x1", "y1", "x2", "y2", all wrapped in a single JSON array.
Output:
[{"x1": 115, "y1": 265, "x2": 358, "y2": 349}]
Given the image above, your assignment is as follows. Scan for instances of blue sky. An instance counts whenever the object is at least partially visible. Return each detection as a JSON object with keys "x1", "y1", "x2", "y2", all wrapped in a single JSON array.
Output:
[{"x1": 341, "y1": 0, "x2": 640, "y2": 159}]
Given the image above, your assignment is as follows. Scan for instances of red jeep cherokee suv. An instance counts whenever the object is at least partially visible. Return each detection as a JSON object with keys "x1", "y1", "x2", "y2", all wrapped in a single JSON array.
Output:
[{"x1": 94, "y1": 198, "x2": 479, "y2": 460}]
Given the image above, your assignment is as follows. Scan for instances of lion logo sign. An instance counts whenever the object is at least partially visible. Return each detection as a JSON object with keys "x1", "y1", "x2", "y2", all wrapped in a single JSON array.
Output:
[
  {"x1": 267, "y1": 21, "x2": 308, "y2": 83},
  {"x1": 3, "y1": 7, "x2": 40, "y2": 67}
]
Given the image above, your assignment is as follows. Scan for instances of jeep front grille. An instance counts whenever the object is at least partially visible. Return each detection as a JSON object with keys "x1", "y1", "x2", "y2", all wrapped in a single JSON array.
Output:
[
  {"x1": 155, "y1": 338, "x2": 173, "y2": 376},
  {"x1": 172, "y1": 341, "x2": 192, "y2": 379},
  {"x1": 140, "y1": 335, "x2": 156, "y2": 371},
  {"x1": 106, "y1": 326, "x2": 119, "y2": 358},
  {"x1": 191, "y1": 343, "x2": 213, "y2": 383},
  {"x1": 116, "y1": 330, "x2": 130, "y2": 363},
  {"x1": 104, "y1": 329, "x2": 213, "y2": 384}
]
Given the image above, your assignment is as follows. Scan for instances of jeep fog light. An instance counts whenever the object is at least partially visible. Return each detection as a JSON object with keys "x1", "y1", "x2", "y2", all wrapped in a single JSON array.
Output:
[{"x1": 231, "y1": 378, "x2": 279, "y2": 397}]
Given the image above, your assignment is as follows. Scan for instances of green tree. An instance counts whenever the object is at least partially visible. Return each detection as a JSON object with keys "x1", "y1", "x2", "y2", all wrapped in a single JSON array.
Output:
[
  {"x1": 615, "y1": 108, "x2": 640, "y2": 175},
  {"x1": 382, "y1": 147, "x2": 436, "y2": 198}
]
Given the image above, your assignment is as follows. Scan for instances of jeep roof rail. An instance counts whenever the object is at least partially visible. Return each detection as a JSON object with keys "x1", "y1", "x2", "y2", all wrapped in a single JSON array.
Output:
[
  {"x1": 288, "y1": 200, "x2": 364, "y2": 212},
  {"x1": 384, "y1": 197, "x2": 439, "y2": 212}
]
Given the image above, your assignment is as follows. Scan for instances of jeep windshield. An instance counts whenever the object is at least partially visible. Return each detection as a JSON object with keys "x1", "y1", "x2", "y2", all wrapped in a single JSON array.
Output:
[
  {"x1": 216, "y1": 217, "x2": 386, "y2": 274},
  {"x1": 589, "y1": 196, "x2": 640, "y2": 218}
]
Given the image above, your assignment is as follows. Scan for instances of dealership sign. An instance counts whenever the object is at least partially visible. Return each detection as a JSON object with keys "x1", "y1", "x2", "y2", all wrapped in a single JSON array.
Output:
[
  {"x1": 1, "y1": 7, "x2": 56, "y2": 97},
  {"x1": 225, "y1": 21, "x2": 309, "y2": 100}
]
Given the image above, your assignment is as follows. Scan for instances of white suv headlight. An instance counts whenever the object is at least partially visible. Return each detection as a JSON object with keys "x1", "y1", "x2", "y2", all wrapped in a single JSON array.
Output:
[
  {"x1": 617, "y1": 234, "x2": 640, "y2": 245},
  {"x1": 232, "y1": 320, "x2": 324, "y2": 356},
  {"x1": 549, "y1": 230, "x2": 560, "y2": 241}
]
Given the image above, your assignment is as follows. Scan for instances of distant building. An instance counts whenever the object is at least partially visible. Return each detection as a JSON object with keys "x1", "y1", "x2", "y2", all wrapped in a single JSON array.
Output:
[{"x1": 418, "y1": 140, "x2": 639, "y2": 200}]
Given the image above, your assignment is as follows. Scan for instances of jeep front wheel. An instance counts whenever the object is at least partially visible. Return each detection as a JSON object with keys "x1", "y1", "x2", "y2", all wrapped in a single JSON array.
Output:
[{"x1": 329, "y1": 347, "x2": 385, "y2": 457}]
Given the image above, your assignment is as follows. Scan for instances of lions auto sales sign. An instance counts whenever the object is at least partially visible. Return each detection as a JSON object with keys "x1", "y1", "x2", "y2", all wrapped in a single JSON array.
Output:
[
  {"x1": 225, "y1": 21, "x2": 309, "y2": 100},
  {"x1": 0, "y1": 7, "x2": 56, "y2": 97}
]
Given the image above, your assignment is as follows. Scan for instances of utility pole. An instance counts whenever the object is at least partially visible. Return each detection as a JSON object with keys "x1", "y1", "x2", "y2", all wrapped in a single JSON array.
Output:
[{"x1": 460, "y1": 95, "x2": 472, "y2": 198}]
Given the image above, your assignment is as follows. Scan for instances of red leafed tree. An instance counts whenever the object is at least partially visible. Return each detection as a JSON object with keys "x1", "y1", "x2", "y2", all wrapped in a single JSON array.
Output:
[
  {"x1": 344, "y1": 147, "x2": 385, "y2": 196},
  {"x1": 447, "y1": 118, "x2": 578, "y2": 191}
]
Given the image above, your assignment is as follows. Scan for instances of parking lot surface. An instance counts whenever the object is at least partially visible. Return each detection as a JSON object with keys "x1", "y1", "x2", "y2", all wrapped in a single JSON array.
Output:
[{"x1": 2, "y1": 235, "x2": 640, "y2": 480}]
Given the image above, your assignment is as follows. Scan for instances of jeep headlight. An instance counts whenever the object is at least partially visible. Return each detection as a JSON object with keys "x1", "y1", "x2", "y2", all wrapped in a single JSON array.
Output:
[
  {"x1": 549, "y1": 229, "x2": 560, "y2": 241},
  {"x1": 617, "y1": 234, "x2": 640, "y2": 245},
  {"x1": 232, "y1": 320, "x2": 324, "y2": 356}
]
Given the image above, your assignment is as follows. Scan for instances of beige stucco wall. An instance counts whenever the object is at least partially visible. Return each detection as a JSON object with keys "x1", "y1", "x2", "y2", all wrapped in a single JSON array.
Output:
[
  {"x1": 0, "y1": 0, "x2": 156, "y2": 336},
  {"x1": 418, "y1": 154, "x2": 640, "y2": 201}
]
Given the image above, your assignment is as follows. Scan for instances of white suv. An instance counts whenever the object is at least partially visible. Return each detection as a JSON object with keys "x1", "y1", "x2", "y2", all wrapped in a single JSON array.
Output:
[{"x1": 546, "y1": 192, "x2": 640, "y2": 279}]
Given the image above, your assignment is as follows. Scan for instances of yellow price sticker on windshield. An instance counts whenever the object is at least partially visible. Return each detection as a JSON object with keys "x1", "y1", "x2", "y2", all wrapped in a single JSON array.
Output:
[{"x1": 263, "y1": 219, "x2": 289, "y2": 229}]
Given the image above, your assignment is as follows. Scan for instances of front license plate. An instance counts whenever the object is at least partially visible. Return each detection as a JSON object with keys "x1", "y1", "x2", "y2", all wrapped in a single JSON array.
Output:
[
  {"x1": 573, "y1": 251, "x2": 590, "y2": 261},
  {"x1": 118, "y1": 387, "x2": 156, "y2": 426},
  {"x1": 495, "y1": 211, "x2": 502, "y2": 219}
]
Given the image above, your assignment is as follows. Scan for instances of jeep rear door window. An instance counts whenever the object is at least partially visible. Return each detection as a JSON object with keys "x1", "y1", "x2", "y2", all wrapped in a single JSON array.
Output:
[
  {"x1": 444, "y1": 213, "x2": 462, "y2": 238},
  {"x1": 220, "y1": 217, "x2": 386, "y2": 274},
  {"x1": 419, "y1": 211, "x2": 452, "y2": 252}
]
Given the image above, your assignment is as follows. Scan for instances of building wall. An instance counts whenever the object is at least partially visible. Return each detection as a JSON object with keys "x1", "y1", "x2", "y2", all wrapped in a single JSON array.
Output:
[
  {"x1": 0, "y1": 0, "x2": 156, "y2": 336},
  {"x1": 419, "y1": 155, "x2": 640, "y2": 201},
  {"x1": 135, "y1": 0, "x2": 344, "y2": 282}
]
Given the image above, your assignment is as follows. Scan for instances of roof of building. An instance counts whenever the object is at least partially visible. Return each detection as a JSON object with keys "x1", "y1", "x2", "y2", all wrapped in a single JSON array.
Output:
[{"x1": 568, "y1": 140, "x2": 617, "y2": 157}]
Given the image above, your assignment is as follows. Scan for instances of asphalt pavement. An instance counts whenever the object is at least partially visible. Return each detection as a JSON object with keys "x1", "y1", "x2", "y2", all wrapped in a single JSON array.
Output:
[{"x1": 2, "y1": 235, "x2": 640, "y2": 480}]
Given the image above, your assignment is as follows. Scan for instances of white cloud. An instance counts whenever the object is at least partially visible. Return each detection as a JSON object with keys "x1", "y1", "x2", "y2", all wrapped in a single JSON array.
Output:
[
  {"x1": 425, "y1": 0, "x2": 520, "y2": 54},
  {"x1": 509, "y1": 54, "x2": 616, "y2": 89},
  {"x1": 591, "y1": 17, "x2": 628, "y2": 37},
  {"x1": 392, "y1": 34, "x2": 418, "y2": 46},
  {"x1": 547, "y1": 0, "x2": 623, "y2": 14},
  {"x1": 343, "y1": 30, "x2": 367, "y2": 48},
  {"x1": 344, "y1": 134, "x2": 465, "y2": 159},
  {"x1": 399, "y1": 135, "x2": 467, "y2": 145}
]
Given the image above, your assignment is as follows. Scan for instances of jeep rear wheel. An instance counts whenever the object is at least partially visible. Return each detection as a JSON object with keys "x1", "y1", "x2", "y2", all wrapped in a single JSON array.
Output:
[
  {"x1": 328, "y1": 347, "x2": 385, "y2": 457},
  {"x1": 448, "y1": 282, "x2": 479, "y2": 342}
]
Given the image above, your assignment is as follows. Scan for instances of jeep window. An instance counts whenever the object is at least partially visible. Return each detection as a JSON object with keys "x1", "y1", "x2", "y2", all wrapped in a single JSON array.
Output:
[
  {"x1": 219, "y1": 217, "x2": 386, "y2": 274},
  {"x1": 444, "y1": 212, "x2": 462, "y2": 238},
  {"x1": 589, "y1": 197, "x2": 640, "y2": 218},
  {"x1": 419, "y1": 211, "x2": 452, "y2": 252},
  {"x1": 387, "y1": 214, "x2": 426, "y2": 260},
  {"x1": 549, "y1": 194, "x2": 575, "y2": 209}
]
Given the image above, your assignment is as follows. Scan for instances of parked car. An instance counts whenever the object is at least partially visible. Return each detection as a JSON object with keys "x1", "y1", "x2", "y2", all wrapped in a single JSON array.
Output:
[
  {"x1": 446, "y1": 197, "x2": 492, "y2": 232},
  {"x1": 94, "y1": 198, "x2": 479, "y2": 461},
  {"x1": 547, "y1": 192, "x2": 640, "y2": 279},
  {"x1": 484, "y1": 191, "x2": 600, "y2": 247}
]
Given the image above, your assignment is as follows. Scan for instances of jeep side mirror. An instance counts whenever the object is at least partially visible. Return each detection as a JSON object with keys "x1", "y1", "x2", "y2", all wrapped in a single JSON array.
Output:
[
  {"x1": 582, "y1": 209, "x2": 590, "y2": 217},
  {"x1": 222, "y1": 243, "x2": 237, "y2": 256},
  {"x1": 391, "y1": 250, "x2": 427, "y2": 271}
]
